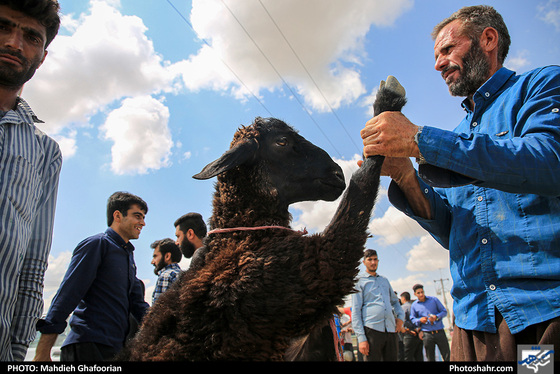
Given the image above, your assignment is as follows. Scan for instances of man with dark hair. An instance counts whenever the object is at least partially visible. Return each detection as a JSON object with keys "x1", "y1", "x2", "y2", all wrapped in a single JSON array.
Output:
[
  {"x1": 351, "y1": 249, "x2": 404, "y2": 361},
  {"x1": 33, "y1": 192, "x2": 150, "y2": 361},
  {"x1": 150, "y1": 238, "x2": 182, "y2": 303},
  {"x1": 410, "y1": 284, "x2": 449, "y2": 361},
  {"x1": 400, "y1": 291, "x2": 423, "y2": 362},
  {"x1": 361, "y1": 5, "x2": 560, "y2": 360},
  {"x1": 0, "y1": 0, "x2": 62, "y2": 361},
  {"x1": 174, "y1": 212, "x2": 207, "y2": 269}
]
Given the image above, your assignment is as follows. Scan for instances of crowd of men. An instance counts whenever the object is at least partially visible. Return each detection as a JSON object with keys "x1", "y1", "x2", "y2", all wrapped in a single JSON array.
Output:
[{"x1": 0, "y1": 0, "x2": 558, "y2": 362}]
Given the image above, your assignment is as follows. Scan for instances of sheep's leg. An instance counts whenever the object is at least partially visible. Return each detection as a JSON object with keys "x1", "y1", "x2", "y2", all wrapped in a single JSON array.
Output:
[
  {"x1": 290, "y1": 77, "x2": 405, "y2": 361},
  {"x1": 323, "y1": 154, "x2": 383, "y2": 240},
  {"x1": 325, "y1": 75, "x2": 405, "y2": 240},
  {"x1": 289, "y1": 155, "x2": 383, "y2": 361}
]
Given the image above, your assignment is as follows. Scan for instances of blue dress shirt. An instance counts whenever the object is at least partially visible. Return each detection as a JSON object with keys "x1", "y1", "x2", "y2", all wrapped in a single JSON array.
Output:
[
  {"x1": 389, "y1": 66, "x2": 560, "y2": 334},
  {"x1": 37, "y1": 228, "x2": 149, "y2": 352},
  {"x1": 351, "y1": 273, "x2": 404, "y2": 343},
  {"x1": 410, "y1": 296, "x2": 447, "y2": 332}
]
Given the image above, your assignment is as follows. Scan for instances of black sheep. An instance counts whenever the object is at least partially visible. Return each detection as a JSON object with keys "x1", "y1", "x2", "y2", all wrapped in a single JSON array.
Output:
[{"x1": 120, "y1": 76, "x2": 407, "y2": 361}]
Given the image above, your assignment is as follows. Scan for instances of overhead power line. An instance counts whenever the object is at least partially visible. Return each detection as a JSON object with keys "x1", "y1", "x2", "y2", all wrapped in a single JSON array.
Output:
[
  {"x1": 166, "y1": 0, "x2": 347, "y2": 158},
  {"x1": 219, "y1": 0, "x2": 342, "y2": 157},
  {"x1": 257, "y1": 0, "x2": 362, "y2": 154},
  {"x1": 165, "y1": 0, "x2": 273, "y2": 118}
]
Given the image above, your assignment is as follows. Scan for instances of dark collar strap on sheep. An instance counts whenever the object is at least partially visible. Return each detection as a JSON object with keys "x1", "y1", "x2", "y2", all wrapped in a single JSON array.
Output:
[{"x1": 208, "y1": 225, "x2": 308, "y2": 235}]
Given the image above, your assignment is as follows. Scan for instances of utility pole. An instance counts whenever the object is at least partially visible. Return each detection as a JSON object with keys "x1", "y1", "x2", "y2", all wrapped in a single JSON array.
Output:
[{"x1": 433, "y1": 275, "x2": 452, "y2": 329}]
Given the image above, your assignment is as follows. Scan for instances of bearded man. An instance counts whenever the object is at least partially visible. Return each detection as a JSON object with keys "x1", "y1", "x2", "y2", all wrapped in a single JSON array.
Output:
[
  {"x1": 360, "y1": 5, "x2": 560, "y2": 361},
  {"x1": 0, "y1": 0, "x2": 62, "y2": 361},
  {"x1": 150, "y1": 238, "x2": 182, "y2": 303},
  {"x1": 174, "y1": 212, "x2": 207, "y2": 270}
]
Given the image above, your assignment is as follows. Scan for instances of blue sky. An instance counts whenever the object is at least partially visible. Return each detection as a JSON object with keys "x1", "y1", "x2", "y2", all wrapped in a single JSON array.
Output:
[{"x1": 24, "y1": 0, "x2": 560, "y2": 323}]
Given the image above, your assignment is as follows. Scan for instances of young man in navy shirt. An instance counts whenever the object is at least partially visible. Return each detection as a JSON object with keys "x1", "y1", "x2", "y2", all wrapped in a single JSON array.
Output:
[{"x1": 34, "y1": 192, "x2": 150, "y2": 361}]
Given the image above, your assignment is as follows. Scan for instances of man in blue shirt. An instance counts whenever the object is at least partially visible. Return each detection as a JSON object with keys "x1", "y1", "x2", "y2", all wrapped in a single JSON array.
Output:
[
  {"x1": 33, "y1": 192, "x2": 150, "y2": 361},
  {"x1": 410, "y1": 284, "x2": 449, "y2": 361},
  {"x1": 360, "y1": 5, "x2": 560, "y2": 360},
  {"x1": 352, "y1": 249, "x2": 404, "y2": 361},
  {"x1": 150, "y1": 238, "x2": 182, "y2": 303}
]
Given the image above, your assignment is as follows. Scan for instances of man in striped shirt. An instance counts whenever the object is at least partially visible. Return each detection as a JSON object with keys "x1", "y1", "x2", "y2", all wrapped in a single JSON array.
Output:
[{"x1": 0, "y1": 0, "x2": 62, "y2": 361}]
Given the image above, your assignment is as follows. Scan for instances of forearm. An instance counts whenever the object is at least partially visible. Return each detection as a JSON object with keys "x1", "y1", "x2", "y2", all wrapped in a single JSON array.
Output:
[
  {"x1": 391, "y1": 166, "x2": 432, "y2": 220},
  {"x1": 33, "y1": 334, "x2": 58, "y2": 361}
]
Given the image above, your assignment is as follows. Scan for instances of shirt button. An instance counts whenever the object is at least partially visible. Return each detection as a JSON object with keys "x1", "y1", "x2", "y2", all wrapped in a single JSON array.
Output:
[
  {"x1": 424, "y1": 188, "x2": 429, "y2": 194},
  {"x1": 481, "y1": 238, "x2": 488, "y2": 244},
  {"x1": 552, "y1": 108, "x2": 559, "y2": 113},
  {"x1": 477, "y1": 196, "x2": 483, "y2": 202},
  {"x1": 489, "y1": 284, "x2": 496, "y2": 291},
  {"x1": 485, "y1": 92, "x2": 490, "y2": 97},
  {"x1": 472, "y1": 122, "x2": 478, "y2": 127}
]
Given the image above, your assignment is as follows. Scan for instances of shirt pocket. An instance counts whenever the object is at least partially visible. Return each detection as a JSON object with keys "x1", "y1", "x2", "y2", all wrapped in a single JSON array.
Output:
[{"x1": 6, "y1": 155, "x2": 43, "y2": 222}]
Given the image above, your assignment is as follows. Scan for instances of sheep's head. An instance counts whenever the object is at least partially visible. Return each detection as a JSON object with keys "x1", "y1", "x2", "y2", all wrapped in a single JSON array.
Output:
[{"x1": 193, "y1": 117, "x2": 346, "y2": 206}]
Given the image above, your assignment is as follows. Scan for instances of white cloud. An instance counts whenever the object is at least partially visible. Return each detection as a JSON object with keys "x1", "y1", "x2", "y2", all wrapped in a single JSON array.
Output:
[
  {"x1": 538, "y1": 0, "x2": 560, "y2": 31},
  {"x1": 505, "y1": 50, "x2": 530, "y2": 72},
  {"x1": 42, "y1": 251, "x2": 72, "y2": 313},
  {"x1": 178, "y1": 0, "x2": 414, "y2": 112},
  {"x1": 22, "y1": 0, "x2": 181, "y2": 174},
  {"x1": 21, "y1": 0, "x2": 413, "y2": 173},
  {"x1": 405, "y1": 235, "x2": 449, "y2": 272},
  {"x1": 390, "y1": 273, "x2": 425, "y2": 296},
  {"x1": 25, "y1": 1, "x2": 178, "y2": 133},
  {"x1": 369, "y1": 205, "x2": 425, "y2": 245},
  {"x1": 101, "y1": 96, "x2": 173, "y2": 175},
  {"x1": 52, "y1": 131, "x2": 78, "y2": 159}
]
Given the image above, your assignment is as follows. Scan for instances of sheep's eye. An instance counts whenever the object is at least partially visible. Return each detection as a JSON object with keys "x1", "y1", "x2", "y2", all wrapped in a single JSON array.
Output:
[{"x1": 276, "y1": 137, "x2": 288, "y2": 147}]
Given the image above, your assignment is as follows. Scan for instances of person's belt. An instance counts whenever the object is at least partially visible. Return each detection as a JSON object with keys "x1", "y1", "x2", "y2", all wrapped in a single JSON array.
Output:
[{"x1": 424, "y1": 329, "x2": 443, "y2": 335}]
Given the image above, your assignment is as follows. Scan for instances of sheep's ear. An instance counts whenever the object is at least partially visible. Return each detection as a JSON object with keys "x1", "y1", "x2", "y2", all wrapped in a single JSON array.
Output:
[{"x1": 193, "y1": 139, "x2": 258, "y2": 180}]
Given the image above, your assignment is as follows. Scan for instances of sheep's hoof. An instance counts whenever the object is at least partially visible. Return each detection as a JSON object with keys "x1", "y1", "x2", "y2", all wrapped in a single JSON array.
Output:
[{"x1": 379, "y1": 75, "x2": 406, "y2": 98}]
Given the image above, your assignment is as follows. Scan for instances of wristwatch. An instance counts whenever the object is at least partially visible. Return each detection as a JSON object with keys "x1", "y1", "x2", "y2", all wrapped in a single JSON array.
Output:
[{"x1": 414, "y1": 126, "x2": 426, "y2": 165}]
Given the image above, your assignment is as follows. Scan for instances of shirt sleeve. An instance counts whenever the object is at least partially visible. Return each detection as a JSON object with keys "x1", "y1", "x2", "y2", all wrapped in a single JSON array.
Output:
[
  {"x1": 409, "y1": 303, "x2": 422, "y2": 327},
  {"x1": 351, "y1": 283, "x2": 367, "y2": 343},
  {"x1": 37, "y1": 236, "x2": 106, "y2": 335},
  {"x1": 130, "y1": 277, "x2": 149, "y2": 323},
  {"x1": 418, "y1": 67, "x2": 560, "y2": 197},
  {"x1": 11, "y1": 145, "x2": 62, "y2": 361},
  {"x1": 389, "y1": 283, "x2": 405, "y2": 321},
  {"x1": 434, "y1": 297, "x2": 448, "y2": 320},
  {"x1": 388, "y1": 176, "x2": 453, "y2": 250}
]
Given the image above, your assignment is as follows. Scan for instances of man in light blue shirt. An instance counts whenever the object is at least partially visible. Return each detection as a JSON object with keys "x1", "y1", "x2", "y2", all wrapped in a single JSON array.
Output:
[
  {"x1": 352, "y1": 249, "x2": 404, "y2": 361},
  {"x1": 360, "y1": 5, "x2": 560, "y2": 360}
]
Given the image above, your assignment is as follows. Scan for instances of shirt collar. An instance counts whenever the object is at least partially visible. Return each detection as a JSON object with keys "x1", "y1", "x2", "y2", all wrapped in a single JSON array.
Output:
[
  {"x1": 105, "y1": 227, "x2": 135, "y2": 252},
  {"x1": 158, "y1": 263, "x2": 181, "y2": 275},
  {"x1": 461, "y1": 67, "x2": 516, "y2": 112},
  {"x1": 0, "y1": 97, "x2": 44, "y2": 125}
]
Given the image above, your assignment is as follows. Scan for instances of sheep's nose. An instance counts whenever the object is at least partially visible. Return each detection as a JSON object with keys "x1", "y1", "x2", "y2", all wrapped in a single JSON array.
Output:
[
  {"x1": 332, "y1": 169, "x2": 345, "y2": 187},
  {"x1": 334, "y1": 169, "x2": 344, "y2": 182}
]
